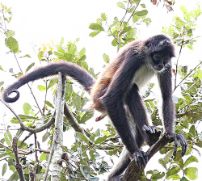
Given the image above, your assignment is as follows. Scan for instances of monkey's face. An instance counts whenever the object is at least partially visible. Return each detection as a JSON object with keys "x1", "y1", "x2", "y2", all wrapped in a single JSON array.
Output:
[{"x1": 150, "y1": 51, "x2": 171, "y2": 72}]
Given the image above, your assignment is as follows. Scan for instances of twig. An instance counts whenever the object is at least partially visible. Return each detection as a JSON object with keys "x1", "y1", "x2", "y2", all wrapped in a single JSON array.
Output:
[
  {"x1": 12, "y1": 137, "x2": 25, "y2": 181},
  {"x1": 1, "y1": 98, "x2": 55, "y2": 133},
  {"x1": 13, "y1": 54, "x2": 44, "y2": 118},
  {"x1": 174, "y1": 40, "x2": 184, "y2": 89},
  {"x1": 174, "y1": 61, "x2": 202, "y2": 91}
]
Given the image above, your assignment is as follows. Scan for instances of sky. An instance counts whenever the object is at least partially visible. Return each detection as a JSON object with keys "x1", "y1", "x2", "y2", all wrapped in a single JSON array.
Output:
[{"x1": 0, "y1": 0, "x2": 202, "y2": 180}]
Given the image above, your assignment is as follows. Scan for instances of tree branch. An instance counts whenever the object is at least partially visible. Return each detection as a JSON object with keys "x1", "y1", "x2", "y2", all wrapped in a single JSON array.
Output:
[
  {"x1": 121, "y1": 135, "x2": 171, "y2": 180},
  {"x1": 44, "y1": 73, "x2": 66, "y2": 181},
  {"x1": 12, "y1": 137, "x2": 25, "y2": 181}
]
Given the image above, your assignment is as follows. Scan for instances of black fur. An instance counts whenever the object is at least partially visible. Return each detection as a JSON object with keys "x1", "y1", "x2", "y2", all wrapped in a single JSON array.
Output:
[{"x1": 3, "y1": 62, "x2": 95, "y2": 102}]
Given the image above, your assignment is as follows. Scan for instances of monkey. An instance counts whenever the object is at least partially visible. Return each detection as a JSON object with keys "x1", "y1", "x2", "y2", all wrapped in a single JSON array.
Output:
[{"x1": 2, "y1": 34, "x2": 187, "y2": 178}]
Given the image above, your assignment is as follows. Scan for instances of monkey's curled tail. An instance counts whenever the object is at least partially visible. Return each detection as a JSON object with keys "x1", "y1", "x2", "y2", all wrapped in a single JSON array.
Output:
[{"x1": 3, "y1": 62, "x2": 95, "y2": 103}]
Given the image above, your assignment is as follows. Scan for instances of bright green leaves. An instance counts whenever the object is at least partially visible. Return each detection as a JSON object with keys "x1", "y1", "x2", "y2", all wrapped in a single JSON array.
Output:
[
  {"x1": 117, "y1": 2, "x2": 125, "y2": 9},
  {"x1": 2, "y1": 163, "x2": 7, "y2": 176},
  {"x1": 184, "y1": 156, "x2": 198, "y2": 168},
  {"x1": 5, "y1": 36, "x2": 19, "y2": 53},
  {"x1": 89, "y1": 23, "x2": 104, "y2": 32},
  {"x1": 146, "y1": 170, "x2": 165, "y2": 179},
  {"x1": 4, "y1": 130, "x2": 12, "y2": 146},
  {"x1": 184, "y1": 167, "x2": 198, "y2": 180},
  {"x1": 23, "y1": 102, "x2": 32, "y2": 115},
  {"x1": 89, "y1": 1, "x2": 150, "y2": 49},
  {"x1": 135, "y1": 9, "x2": 148, "y2": 16},
  {"x1": 89, "y1": 14, "x2": 106, "y2": 37},
  {"x1": 0, "y1": 4, "x2": 19, "y2": 53},
  {"x1": 4, "y1": 29, "x2": 19, "y2": 53},
  {"x1": 166, "y1": 165, "x2": 180, "y2": 179},
  {"x1": 163, "y1": 5, "x2": 202, "y2": 48},
  {"x1": 102, "y1": 53, "x2": 110, "y2": 63}
]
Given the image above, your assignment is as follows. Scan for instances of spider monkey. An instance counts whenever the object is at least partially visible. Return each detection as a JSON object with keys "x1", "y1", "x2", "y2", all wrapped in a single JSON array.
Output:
[{"x1": 2, "y1": 34, "x2": 187, "y2": 179}]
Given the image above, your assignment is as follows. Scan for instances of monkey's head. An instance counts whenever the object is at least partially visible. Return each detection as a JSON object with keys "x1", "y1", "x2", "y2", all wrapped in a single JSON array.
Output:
[{"x1": 145, "y1": 34, "x2": 175, "y2": 72}]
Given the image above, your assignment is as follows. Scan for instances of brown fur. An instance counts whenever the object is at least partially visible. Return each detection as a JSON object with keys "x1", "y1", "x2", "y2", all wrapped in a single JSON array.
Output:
[{"x1": 90, "y1": 40, "x2": 144, "y2": 112}]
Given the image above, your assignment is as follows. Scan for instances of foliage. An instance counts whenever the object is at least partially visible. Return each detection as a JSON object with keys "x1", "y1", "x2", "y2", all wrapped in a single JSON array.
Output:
[{"x1": 0, "y1": 1, "x2": 202, "y2": 181}]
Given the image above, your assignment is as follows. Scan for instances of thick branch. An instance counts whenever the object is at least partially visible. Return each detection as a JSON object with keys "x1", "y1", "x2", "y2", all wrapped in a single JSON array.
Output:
[
  {"x1": 122, "y1": 135, "x2": 170, "y2": 180},
  {"x1": 44, "y1": 73, "x2": 66, "y2": 181}
]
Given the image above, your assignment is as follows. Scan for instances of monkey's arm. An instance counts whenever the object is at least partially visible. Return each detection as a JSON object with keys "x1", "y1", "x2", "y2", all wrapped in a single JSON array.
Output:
[
  {"x1": 3, "y1": 62, "x2": 95, "y2": 103},
  {"x1": 158, "y1": 66, "x2": 187, "y2": 156}
]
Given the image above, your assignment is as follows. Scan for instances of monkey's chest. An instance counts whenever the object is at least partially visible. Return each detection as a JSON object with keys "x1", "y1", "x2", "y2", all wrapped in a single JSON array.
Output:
[{"x1": 132, "y1": 65, "x2": 154, "y2": 88}]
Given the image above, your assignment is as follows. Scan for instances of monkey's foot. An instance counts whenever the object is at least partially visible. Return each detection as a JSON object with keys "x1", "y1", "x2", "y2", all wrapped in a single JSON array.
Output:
[
  {"x1": 165, "y1": 133, "x2": 187, "y2": 157},
  {"x1": 131, "y1": 151, "x2": 148, "y2": 170},
  {"x1": 143, "y1": 125, "x2": 161, "y2": 146},
  {"x1": 173, "y1": 134, "x2": 187, "y2": 157}
]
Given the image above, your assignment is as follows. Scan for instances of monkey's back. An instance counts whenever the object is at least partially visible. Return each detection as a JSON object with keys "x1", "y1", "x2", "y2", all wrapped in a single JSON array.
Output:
[{"x1": 90, "y1": 40, "x2": 144, "y2": 112}]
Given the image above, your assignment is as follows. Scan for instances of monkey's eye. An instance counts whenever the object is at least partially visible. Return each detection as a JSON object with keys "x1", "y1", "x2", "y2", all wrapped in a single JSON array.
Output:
[{"x1": 152, "y1": 53, "x2": 162, "y2": 64}]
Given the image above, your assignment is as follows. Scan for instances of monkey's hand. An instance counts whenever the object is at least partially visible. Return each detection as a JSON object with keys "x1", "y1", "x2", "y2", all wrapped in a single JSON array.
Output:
[
  {"x1": 165, "y1": 133, "x2": 187, "y2": 157},
  {"x1": 143, "y1": 125, "x2": 161, "y2": 146},
  {"x1": 131, "y1": 150, "x2": 148, "y2": 170}
]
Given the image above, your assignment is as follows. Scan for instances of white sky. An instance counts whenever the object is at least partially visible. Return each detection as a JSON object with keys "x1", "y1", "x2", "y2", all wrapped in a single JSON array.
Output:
[{"x1": 0, "y1": 0, "x2": 202, "y2": 180}]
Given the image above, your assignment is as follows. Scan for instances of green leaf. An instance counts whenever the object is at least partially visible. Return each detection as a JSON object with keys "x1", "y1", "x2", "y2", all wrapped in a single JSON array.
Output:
[
  {"x1": 101, "y1": 13, "x2": 107, "y2": 21},
  {"x1": 5, "y1": 30, "x2": 15, "y2": 38},
  {"x1": 5, "y1": 37, "x2": 19, "y2": 53},
  {"x1": 0, "y1": 65, "x2": 4, "y2": 71},
  {"x1": 89, "y1": 23, "x2": 104, "y2": 31},
  {"x1": 112, "y1": 38, "x2": 118, "y2": 47},
  {"x1": 67, "y1": 42, "x2": 77, "y2": 55},
  {"x1": 48, "y1": 79, "x2": 57, "y2": 89},
  {"x1": 8, "y1": 172, "x2": 19, "y2": 181},
  {"x1": 45, "y1": 101, "x2": 54, "y2": 108},
  {"x1": 42, "y1": 131, "x2": 50, "y2": 142},
  {"x1": 135, "y1": 10, "x2": 148, "y2": 16},
  {"x1": 117, "y1": 2, "x2": 125, "y2": 9},
  {"x1": 23, "y1": 103, "x2": 32, "y2": 114},
  {"x1": 4, "y1": 131, "x2": 12, "y2": 146},
  {"x1": 2, "y1": 163, "x2": 7, "y2": 176},
  {"x1": 166, "y1": 165, "x2": 180, "y2": 178},
  {"x1": 152, "y1": 173, "x2": 165, "y2": 179},
  {"x1": 184, "y1": 167, "x2": 198, "y2": 180},
  {"x1": 89, "y1": 31, "x2": 101, "y2": 37},
  {"x1": 103, "y1": 53, "x2": 110, "y2": 63},
  {"x1": 81, "y1": 112, "x2": 93, "y2": 123},
  {"x1": 40, "y1": 152, "x2": 47, "y2": 161},
  {"x1": 94, "y1": 136, "x2": 107, "y2": 144},
  {"x1": 76, "y1": 132, "x2": 89, "y2": 144},
  {"x1": 147, "y1": 170, "x2": 165, "y2": 179},
  {"x1": 38, "y1": 85, "x2": 46, "y2": 91},
  {"x1": 194, "y1": 69, "x2": 202, "y2": 79},
  {"x1": 189, "y1": 125, "x2": 197, "y2": 137},
  {"x1": 184, "y1": 156, "x2": 198, "y2": 167},
  {"x1": 38, "y1": 50, "x2": 44, "y2": 60},
  {"x1": 25, "y1": 63, "x2": 35, "y2": 72}
]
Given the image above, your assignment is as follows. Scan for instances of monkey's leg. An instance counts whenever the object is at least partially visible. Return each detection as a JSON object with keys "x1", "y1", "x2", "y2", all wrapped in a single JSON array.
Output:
[
  {"x1": 107, "y1": 127, "x2": 144, "y2": 181},
  {"x1": 107, "y1": 148, "x2": 130, "y2": 181},
  {"x1": 125, "y1": 84, "x2": 161, "y2": 146}
]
